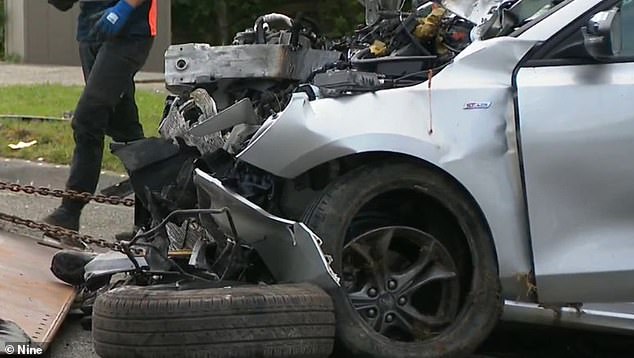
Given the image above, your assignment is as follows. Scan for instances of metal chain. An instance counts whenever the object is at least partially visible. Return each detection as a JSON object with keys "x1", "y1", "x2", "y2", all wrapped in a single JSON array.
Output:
[
  {"x1": 0, "y1": 181, "x2": 141, "y2": 254},
  {"x1": 0, "y1": 181, "x2": 135, "y2": 207},
  {"x1": 0, "y1": 211, "x2": 133, "y2": 251}
]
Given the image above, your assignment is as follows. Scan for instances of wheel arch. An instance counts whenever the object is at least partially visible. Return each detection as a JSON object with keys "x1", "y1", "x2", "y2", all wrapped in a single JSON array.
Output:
[
  {"x1": 294, "y1": 150, "x2": 501, "y2": 274},
  {"x1": 241, "y1": 128, "x2": 533, "y2": 299}
]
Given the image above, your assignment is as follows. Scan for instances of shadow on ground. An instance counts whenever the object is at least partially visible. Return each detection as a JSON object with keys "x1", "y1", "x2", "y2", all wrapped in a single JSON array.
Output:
[{"x1": 477, "y1": 322, "x2": 634, "y2": 358}]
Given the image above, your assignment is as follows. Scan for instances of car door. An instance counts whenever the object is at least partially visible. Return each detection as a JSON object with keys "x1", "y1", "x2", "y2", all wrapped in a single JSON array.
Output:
[{"x1": 516, "y1": 0, "x2": 634, "y2": 303}]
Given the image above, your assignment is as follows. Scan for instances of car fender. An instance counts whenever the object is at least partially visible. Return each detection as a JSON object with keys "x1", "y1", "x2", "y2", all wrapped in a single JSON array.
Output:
[{"x1": 238, "y1": 37, "x2": 538, "y2": 298}]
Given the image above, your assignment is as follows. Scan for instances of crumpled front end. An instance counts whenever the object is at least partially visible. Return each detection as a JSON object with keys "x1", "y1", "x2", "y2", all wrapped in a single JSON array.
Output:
[
  {"x1": 211, "y1": 35, "x2": 541, "y2": 299},
  {"x1": 441, "y1": 0, "x2": 503, "y2": 24},
  {"x1": 193, "y1": 169, "x2": 340, "y2": 291}
]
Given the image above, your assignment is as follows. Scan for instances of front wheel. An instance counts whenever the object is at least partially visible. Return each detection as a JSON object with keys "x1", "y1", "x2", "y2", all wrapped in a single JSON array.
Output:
[{"x1": 302, "y1": 161, "x2": 501, "y2": 358}]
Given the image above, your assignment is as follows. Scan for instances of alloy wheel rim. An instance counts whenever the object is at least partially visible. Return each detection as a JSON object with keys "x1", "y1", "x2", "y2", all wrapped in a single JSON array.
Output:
[{"x1": 342, "y1": 226, "x2": 461, "y2": 342}]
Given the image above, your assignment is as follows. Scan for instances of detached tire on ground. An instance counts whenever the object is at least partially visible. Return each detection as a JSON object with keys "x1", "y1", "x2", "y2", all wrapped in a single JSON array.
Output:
[{"x1": 92, "y1": 283, "x2": 336, "y2": 358}]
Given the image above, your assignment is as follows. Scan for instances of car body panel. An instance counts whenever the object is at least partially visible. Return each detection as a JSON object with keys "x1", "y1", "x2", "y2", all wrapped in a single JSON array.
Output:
[
  {"x1": 239, "y1": 37, "x2": 538, "y2": 298},
  {"x1": 503, "y1": 300, "x2": 634, "y2": 334},
  {"x1": 193, "y1": 169, "x2": 341, "y2": 290},
  {"x1": 237, "y1": 0, "x2": 630, "y2": 302},
  {"x1": 239, "y1": 0, "x2": 634, "y2": 303},
  {"x1": 518, "y1": 61, "x2": 634, "y2": 303},
  {"x1": 440, "y1": 0, "x2": 502, "y2": 24},
  {"x1": 187, "y1": 0, "x2": 634, "y2": 333}
]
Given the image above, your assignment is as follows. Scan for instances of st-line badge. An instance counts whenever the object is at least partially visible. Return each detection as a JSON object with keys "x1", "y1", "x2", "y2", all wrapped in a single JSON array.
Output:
[{"x1": 464, "y1": 102, "x2": 492, "y2": 110}]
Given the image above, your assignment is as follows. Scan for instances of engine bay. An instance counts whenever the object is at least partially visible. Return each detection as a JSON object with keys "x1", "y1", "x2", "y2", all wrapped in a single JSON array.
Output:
[{"x1": 157, "y1": 0, "x2": 564, "y2": 157}]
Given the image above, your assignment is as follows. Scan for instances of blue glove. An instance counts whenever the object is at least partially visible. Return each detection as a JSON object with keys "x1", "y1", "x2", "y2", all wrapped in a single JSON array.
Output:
[{"x1": 94, "y1": 0, "x2": 135, "y2": 37}]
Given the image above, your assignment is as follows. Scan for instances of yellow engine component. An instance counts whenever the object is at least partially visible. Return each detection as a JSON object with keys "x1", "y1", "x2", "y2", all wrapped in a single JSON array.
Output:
[
  {"x1": 414, "y1": 7, "x2": 446, "y2": 41},
  {"x1": 369, "y1": 40, "x2": 388, "y2": 57}
]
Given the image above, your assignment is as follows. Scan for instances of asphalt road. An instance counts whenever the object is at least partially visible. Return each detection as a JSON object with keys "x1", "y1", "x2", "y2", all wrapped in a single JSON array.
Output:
[{"x1": 1, "y1": 158, "x2": 634, "y2": 358}]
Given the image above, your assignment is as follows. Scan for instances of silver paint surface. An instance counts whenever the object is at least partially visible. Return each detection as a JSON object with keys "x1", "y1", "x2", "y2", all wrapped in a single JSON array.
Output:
[
  {"x1": 239, "y1": 37, "x2": 539, "y2": 297},
  {"x1": 194, "y1": 169, "x2": 340, "y2": 290},
  {"x1": 200, "y1": 0, "x2": 634, "y2": 319},
  {"x1": 518, "y1": 61, "x2": 634, "y2": 302},
  {"x1": 503, "y1": 300, "x2": 634, "y2": 334}
]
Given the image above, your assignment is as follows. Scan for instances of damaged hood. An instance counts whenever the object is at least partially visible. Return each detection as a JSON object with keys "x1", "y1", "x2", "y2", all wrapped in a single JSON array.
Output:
[{"x1": 440, "y1": 0, "x2": 502, "y2": 24}]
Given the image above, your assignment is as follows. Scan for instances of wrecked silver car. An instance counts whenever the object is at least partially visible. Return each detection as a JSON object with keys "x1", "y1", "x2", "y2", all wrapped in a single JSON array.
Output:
[{"x1": 68, "y1": 0, "x2": 634, "y2": 357}]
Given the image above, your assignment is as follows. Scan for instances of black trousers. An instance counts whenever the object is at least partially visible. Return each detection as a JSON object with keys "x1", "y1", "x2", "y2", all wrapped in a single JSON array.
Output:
[{"x1": 63, "y1": 37, "x2": 153, "y2": 210}]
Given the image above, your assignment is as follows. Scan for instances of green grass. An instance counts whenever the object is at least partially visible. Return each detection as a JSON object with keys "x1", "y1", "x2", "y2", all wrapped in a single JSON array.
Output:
[{"x1": 0, "y1": 85, "x2": 166, "y2": 173}]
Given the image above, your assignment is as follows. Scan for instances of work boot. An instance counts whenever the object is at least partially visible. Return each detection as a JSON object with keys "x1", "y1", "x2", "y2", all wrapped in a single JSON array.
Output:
[
  {"x1": 114, "y1": 231, "x2": 135, "y2": 242},
  {"x1": 43, "y1": 206, "x2": 81, "y2": 232},
  {"x1": 114, "y1": 225, "x2": 141, "y2": 242},
  {"x1": 50, "y1": 250, "x2": 97, "y2": 286}
]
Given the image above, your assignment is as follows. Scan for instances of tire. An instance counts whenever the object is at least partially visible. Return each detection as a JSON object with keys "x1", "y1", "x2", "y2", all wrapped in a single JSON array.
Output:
[
  {"x1": 302, "y1": 161, "x2": 502, "y2": 358},
  {"x1": 92, "y1": 283, "x2": 336, "y2": 358}
]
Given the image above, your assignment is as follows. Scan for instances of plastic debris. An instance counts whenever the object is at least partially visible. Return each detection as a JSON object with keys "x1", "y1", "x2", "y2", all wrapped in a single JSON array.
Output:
[{"x1": 8, "y1": 140, "x2": 37, "y2": 150}]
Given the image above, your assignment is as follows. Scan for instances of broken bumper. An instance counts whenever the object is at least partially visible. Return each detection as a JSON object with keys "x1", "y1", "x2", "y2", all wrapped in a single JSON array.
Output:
[{"x1": 193, "y1": 168, "x2": 340, "y2": 290}]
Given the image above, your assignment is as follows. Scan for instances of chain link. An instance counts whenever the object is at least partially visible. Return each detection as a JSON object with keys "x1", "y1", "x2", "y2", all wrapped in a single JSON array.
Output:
[
  {"x1": 0, "y1": 181, "x2": 135, "y2": 207},
  {"x1": 0, "y1": 211, "x2": 132, "y2": 251},
  {"x1": 0, "y1": 181, "x2": 141, "y2": 254}
]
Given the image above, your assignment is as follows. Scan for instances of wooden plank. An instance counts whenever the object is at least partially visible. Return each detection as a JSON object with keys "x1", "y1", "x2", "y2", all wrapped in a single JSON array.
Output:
[{"x1": 0, "y1": 230, "x2": 76, "y2": 350}]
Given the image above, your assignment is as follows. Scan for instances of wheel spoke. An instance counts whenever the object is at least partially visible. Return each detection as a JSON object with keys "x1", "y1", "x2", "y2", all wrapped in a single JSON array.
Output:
[
  {"x1": 392, "y1": 311, "x2": 415, "y2": 333},
  {"x1": 373, "y1": 227, "x2": 396, "y2": 275},
  {"x1": 343, "y1": 226, "x2": 464, "y2": 343},
  {"x1": 372, "y1": 315, "x2": 385, "y2": 334},
  {"x1": 348, "y1": 242, "x2": 374, "y2": 264},
  {"x1": 348, "y1": 242, "x2": 386, "y2": 284},
  {"x1": 393, "y1": 241, "x2": 436, "y2": 290},
  {"x1": 348, "y1": 288, "x2": 378, "y2": 312},
  {"x1": 396, "y1": 304, "x2": 452, "y2": 329},
  {"x1": 374, "y1": 227, "x2": 394, "y2": 260},
  {"x1": 401, "y1": 264, "x2": 457, "y2": 296}
]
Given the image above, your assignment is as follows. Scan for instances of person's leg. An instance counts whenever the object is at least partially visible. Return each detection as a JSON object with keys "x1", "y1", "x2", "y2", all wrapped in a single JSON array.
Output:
[
  {"x1": 78, "y1": 41, "x2": 101, "y2": 83},
  {"x1": 106, "y1": 75, "x2": 144, "y2": 142},
  {"x1": 105, "y1": 44, "x2": 148, "y2": 239},
  {"x1": 68, "y1": 37, "x2": 153, "y2": 195},
  {"x1": 43, "y1": 41, "x2": 101, "y2": 231},
  {"x1": 65, "y1": 40, "x2": 101, "y2": 206},
  {"x1": 45, "y1": 37, "x2": 153, "y2": 231}
]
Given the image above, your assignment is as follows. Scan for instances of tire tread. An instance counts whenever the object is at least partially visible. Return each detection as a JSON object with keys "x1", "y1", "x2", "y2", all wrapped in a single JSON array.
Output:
[{"x1": 92, "y1": 283, "x2": 335, "y2": 358}]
